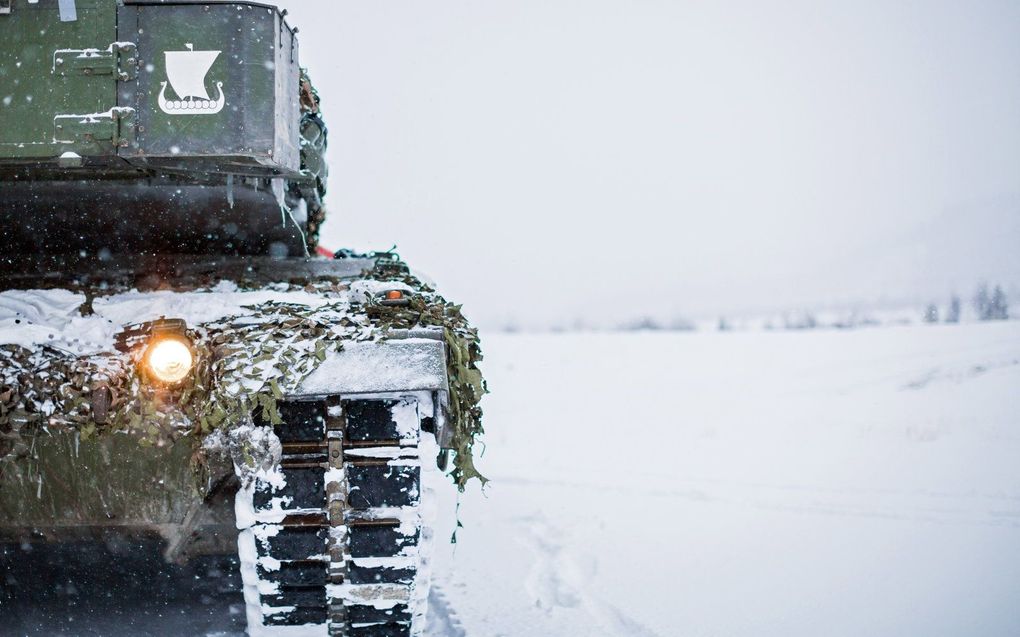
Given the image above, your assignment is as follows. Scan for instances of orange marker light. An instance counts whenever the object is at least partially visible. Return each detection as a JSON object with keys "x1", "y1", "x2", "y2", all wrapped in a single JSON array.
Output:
[{"x1": 385, "y1": 290, "x2": 404, "y2": 301}]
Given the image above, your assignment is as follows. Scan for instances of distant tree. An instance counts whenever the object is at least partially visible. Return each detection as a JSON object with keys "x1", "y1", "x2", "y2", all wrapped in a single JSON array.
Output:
[
  {"x1": 668, "y1": 317, "x2": 697, "y2": 331},
  {"x1": 782, "y1": 312, "x2": 817, "y2": 330},
  {"x1": 923, "y1": 304, "x2": 939, "y2": 323},
  {"x1": 836, "y1": 312, "x2": 859, "y2": 329},
  {"x1": 717, "y1": 317, "x2": 731, "y2": 331},
  {"x1": 974, "y1": 283, "x2": 992, "y2": 320},
  {"x1": 624, "y1": 317, "x2": 663, "y2": 331},
  {"x1": 989, "y1": 286, "x2": 1009, "y2": 320},
  {"x1": 945, "y1": 295, "x2": 961, "y2": 324}
]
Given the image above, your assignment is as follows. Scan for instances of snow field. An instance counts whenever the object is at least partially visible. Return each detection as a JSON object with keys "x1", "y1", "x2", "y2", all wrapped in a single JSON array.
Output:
[{"x1": 428, "y1": 323, "x2": 1020, "y2": 637}]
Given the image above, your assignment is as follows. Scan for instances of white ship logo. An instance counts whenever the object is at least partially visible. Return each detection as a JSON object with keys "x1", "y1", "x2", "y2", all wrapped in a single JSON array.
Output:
[{"x1": 158, "y1": 43, "x2": 225, "y2": 115}]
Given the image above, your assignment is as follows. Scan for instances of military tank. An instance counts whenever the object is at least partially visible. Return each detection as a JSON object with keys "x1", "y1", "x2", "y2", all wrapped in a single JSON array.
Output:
[{"x1": 0, "y1": 2, "x2": 486, "y2": 635}]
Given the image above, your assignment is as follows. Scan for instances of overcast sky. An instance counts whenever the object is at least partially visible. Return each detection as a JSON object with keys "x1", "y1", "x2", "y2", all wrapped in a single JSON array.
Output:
[{"x1": 275, "y1": 0, "x2": 1020, "y2": 328}]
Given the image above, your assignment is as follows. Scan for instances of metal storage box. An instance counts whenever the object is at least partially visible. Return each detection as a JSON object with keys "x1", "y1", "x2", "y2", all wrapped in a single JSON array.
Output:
[{"x1": 0, "y1": 0, "x2": 300, "y2": 176}]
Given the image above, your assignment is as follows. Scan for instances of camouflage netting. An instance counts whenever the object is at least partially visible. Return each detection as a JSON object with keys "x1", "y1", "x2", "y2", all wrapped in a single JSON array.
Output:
[
  {"x1": 364, "y1": 253, "x2": 488, "y2": 488},
  {"x1": 0, "y1": 254, "x2": 487, "y2": 490},
  {"x1": 297, "y1": 67, "x2": 329, "y2": 253}
]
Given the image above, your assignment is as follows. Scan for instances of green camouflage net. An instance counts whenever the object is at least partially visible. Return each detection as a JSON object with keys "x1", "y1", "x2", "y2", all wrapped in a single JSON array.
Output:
[
  {"x1": 0, "y1": 301, "x2": 366, "y2": 480},
  {"x1": 364, "y1": 253, "x2": 489, "y2": 489},
  {"x1": 0, "y1": 257, "x2": 487, "y2": 490}
]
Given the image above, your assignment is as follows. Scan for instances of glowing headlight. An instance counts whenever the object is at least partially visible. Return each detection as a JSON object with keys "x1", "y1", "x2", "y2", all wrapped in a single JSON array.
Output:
[{"x1": 144, "y1": 337, "x2": 194, "y2": 385}]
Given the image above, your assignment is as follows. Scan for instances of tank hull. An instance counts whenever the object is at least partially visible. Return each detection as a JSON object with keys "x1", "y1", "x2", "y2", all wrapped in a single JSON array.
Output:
[
  {"x1": 0, "y1": 431, "x2": 238, "y2": 560},
  {"x1": 0, "y1": 256, "x2": 453, "y2": 575}
]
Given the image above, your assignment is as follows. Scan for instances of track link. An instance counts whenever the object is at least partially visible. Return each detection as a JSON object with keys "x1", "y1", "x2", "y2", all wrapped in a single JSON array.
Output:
[{"x1": 237, "y1": 395, "x2": 437, "y2": 636}]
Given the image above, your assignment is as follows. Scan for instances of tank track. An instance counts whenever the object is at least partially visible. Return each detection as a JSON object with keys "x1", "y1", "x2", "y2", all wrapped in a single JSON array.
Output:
[{"x1": 237, "y1": 395, "x2": 437, "y2": 637}]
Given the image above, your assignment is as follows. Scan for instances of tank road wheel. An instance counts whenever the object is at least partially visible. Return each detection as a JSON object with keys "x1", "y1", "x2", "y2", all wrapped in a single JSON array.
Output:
[{"x1": 236, "y1": 396, "x2": 438, "y2": 636}]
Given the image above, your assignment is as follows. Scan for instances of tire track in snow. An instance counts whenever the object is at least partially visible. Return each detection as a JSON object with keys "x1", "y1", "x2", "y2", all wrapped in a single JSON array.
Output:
[
  {"x1": 520, "y1": 516, "x2": 663, "y2": 637},
  {"x1": 426, "y1": 585, "x2": 467, "y2": 637}
]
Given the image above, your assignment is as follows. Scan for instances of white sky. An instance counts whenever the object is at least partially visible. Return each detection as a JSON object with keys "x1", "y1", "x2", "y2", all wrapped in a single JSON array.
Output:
[{"x1": 276, "y1": 0, "x2": 1020, "y2": 328}]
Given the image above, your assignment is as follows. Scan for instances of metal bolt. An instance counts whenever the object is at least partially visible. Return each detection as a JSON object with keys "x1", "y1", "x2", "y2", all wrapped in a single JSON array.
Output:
[{"x1": 331, "y1": 449, "x2": 340, "y2": 459}]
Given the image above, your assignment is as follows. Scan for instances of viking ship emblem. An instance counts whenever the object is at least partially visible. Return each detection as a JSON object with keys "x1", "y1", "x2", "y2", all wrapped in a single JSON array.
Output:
[{"x1": 158, "y1": 43, "x2": 225, "y2": 115}]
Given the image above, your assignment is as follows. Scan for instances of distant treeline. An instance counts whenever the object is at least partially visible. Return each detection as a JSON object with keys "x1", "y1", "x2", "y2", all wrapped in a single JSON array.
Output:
[
  {"x1": 924, "y1": 283, "x2": 1010, "y2": 324},
  {"x1": 494, "y1": 283, "x2": 1014, "y2": 333}
]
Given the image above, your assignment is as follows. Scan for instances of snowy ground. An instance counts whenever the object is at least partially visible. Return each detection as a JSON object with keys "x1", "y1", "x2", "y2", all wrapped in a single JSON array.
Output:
[
  {"x1": 431, "y1": 322, "x2": 1020, "y2": 637},
  {"x1": 4, "y1": 322, "x2": 1019, "y2": 636}
]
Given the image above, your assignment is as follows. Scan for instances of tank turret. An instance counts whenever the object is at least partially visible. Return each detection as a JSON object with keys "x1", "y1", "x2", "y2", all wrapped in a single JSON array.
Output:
[{"x1": 1, "y1": 0, "x2": 328, "y2": 256}]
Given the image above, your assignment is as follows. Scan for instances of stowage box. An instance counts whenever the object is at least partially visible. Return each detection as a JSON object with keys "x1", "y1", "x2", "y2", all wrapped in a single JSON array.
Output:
[{"x1": 0, "y1": 0, "x2": 300, "y2": 176}]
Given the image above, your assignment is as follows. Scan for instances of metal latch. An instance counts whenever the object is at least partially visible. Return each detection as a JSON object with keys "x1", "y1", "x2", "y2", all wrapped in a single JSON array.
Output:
[
  {"x1": 54, "y1": 107, "x2": 136, "y2": 147},
  {"x1": 53, "y1": 42, "x2": 138, "y2": 81}
]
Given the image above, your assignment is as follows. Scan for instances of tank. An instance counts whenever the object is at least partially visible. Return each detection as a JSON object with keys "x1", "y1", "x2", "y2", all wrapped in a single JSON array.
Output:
[{"x1": 0, "y1": 2, "x2": 486, "y2": 636}]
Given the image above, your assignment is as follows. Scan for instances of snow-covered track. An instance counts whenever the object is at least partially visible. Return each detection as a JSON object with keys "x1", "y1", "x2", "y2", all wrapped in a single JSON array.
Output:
[{"x1": 237, "y1": 395, "x2": 438, "y2": 637}]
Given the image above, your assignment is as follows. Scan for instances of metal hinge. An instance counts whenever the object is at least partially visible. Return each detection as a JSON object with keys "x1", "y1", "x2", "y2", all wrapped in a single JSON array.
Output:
[
  {"x1": 53, "y1": 107, "x2": 136, "y2": 147},
  {"x1": 53, "y1": 42, "x2": 138, "y2": 81}
]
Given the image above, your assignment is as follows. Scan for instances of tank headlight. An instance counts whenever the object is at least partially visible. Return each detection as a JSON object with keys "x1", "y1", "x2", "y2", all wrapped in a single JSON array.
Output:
[{"x1": 143, "y1": 336, "x2": 194, "y2": 385}]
